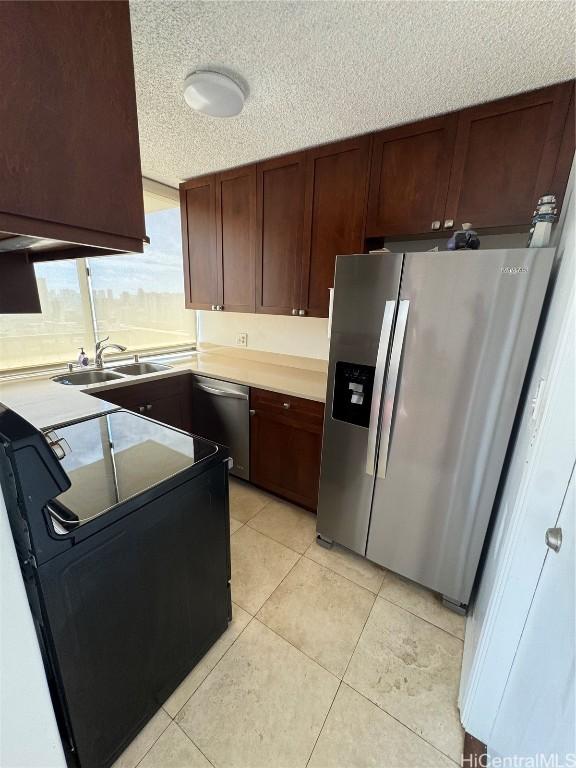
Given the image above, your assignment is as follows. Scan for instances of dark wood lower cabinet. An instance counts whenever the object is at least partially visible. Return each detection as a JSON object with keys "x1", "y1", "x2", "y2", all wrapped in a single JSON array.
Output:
[
  {"x1": 250, "y1": 388, "x2": 324, "y2": 511},
  {"x1": 92, "y1": 375, "x2": 191, "y2": 432}
]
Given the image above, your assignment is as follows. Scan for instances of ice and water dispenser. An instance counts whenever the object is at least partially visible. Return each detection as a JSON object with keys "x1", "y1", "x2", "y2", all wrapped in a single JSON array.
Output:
[{"x1": 331, "y1": 361, "x2": 375, "y2": 428}]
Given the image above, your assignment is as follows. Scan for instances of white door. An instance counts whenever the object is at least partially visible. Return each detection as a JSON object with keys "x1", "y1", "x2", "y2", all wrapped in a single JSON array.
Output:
[{"x1": 489, "y1": 468, "x2": 575, "y2": 758}]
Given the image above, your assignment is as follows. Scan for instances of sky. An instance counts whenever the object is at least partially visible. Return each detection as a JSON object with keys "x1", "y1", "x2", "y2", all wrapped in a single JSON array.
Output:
[{"x1": 35, "y1": 208, "x2": 185, "y2": 296}]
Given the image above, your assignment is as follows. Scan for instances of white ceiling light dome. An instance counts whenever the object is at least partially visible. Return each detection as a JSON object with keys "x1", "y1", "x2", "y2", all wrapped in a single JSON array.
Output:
[{"x1": 183, "y1": 71, "x2": 245, "y2": 118}]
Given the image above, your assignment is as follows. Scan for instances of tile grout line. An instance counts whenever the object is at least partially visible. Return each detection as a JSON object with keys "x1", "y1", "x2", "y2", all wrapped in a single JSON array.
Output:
[
  {"x1": 173, "y1": 719, "x2": 217, "y2": 768},
  {"x1": 299, "y1": 546, "x2": 464, "y2": 642},
  {"x1": 244, "y1": 499, "x2": 317, "y2": 556},
  {"x1": 245, "y1": 519, "x2": 315, "y2": 556},
  {"x1": 254, "y1": 616, "x2": 343, "y2": 682},
  {"x1": 341, "y1": 681, "x2": 462, "y2": 767},
  {"x1": 301, "y1": 551, "x2": 385, "y2": 595},
  {"x1": 231, "y1": 487, "x2": 463, "y2": 763},
  {"x1": 172, "y1": 613, "x2": 258, "y2": 720},
  {"x1": 235, "y1": 519, "x2": 462, "y2": 643},
  {"x1": 375, "y1": 593, "x2": 465, "y2": 643},
  {"x1": 342, "y1": 591, "x2": 463, "y2": 766},
  {"x1": 130, "y1": 714, "x2": 173, "y2": 768},
  {"x1": 305, "y1": 680, "x2": 343, "y2": 767},
  {"x1": 340, "y1": 588, "x2": 378, "y2": 681},
  {"x1": 248, "y1": 548, "x2": 304, "y2": 613}
]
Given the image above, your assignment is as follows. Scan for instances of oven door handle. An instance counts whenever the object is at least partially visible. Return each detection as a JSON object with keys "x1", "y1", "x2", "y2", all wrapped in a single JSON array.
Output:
[{"x1": 193, "y1": 383, "x2": 249, "y2": 400}]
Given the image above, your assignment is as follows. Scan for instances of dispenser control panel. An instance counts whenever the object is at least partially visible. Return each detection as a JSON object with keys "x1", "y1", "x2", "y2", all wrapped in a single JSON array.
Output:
[{"x1": 331, "y1": 361, "x2": 375, "y2": 428}]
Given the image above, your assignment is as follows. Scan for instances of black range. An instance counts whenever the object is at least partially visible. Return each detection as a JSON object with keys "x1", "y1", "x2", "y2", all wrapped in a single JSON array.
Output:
[{"x1": 0, "y1": 406, "x2": 232, "y2": 768}]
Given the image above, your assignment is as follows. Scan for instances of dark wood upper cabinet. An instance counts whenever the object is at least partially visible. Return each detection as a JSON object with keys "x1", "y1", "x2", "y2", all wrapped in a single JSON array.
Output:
[
  {"x1": 256, "y1": 153, "x2": 306, "y2": 315},
  {"x1": 216, "y1": 165, "x2": 257, "y2": 313},
  {"x1": 180, "y1": 81, "x2": 574, "y2": 317},
  {"x1": 444, "y1": 83, "x2": 573, "y2": 230},
  {"x1": 551, "y1": 82, "x2": 575, "y2": 213},
  {"x1": 181, "y1": 176, "x2": 218, "y2": 310},
  {"x1": 300, "y1": 136, "x2": 371, "y2": 317},
  {"x1": 366, "y1": 115, "x2": 457, "y2": 237},
  {"x1": 0, "y1": 1, "x2": 145, "y2": 259}
]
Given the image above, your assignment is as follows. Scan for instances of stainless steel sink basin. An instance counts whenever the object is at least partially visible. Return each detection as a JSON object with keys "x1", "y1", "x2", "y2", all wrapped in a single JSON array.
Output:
[
  {"x1": 52, "y1": 370, "x2": 125, "y2": 386},
  {"x1": 111, "y1": 362, "x2": 172, "y2": 376}
]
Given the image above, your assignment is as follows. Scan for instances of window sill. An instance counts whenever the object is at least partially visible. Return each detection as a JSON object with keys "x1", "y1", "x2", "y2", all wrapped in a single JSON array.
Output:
[{"x1": 0, "y1": 345, "x2": 197, "y2": 382}]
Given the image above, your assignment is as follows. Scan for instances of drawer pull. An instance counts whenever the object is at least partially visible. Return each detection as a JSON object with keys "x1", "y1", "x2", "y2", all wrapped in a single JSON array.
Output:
[{"x1": 282, "y1": 402, "x2": 291, "y2": 409}]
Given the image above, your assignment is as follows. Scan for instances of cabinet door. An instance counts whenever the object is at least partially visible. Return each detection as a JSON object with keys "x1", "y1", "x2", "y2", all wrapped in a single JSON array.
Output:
[
  {"x1": 250, "y1": 389, "x2": 324, "y2": 511},
  {"x1": 216, "y1": 165, "x2": 257, "y2": 313},
  {"x1": 144, "y1": 396, "x2": 185, "y2": 430},
  {"x1": 92, "y1": 377, "x2": 190, "y2": 431},
  {"x1": 256, "y1": 153, "x2": 305, "y2": 315},
  {"x1": 181, "y1": 176, "x2": 219, "y2": 310},
  {"x1": 445, "y1": 83, "x2": 573, "y2": 229},
  {"x1": 0, "y1": 1, "x2": 145, "y2": 248},
  {"x1": 366, "y1": 115, "x2": 457, "y2": 237},
  {"x1": 300, "y1": 137, "x2": 371, "y2": 317},
  {"x1": 550, "y1": 82, "x2": 575, "y2": 213}
]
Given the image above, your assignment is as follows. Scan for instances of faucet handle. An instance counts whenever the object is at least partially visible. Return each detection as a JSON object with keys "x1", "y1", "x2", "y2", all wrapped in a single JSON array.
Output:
[{"x1": 95, "y1": 336, "x2": 109, "y2": 350}]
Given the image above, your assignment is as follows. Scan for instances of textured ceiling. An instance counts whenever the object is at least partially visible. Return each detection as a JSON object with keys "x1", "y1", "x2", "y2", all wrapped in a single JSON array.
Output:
[{"x1": 130, "y1": 0, "x2": 576, "y2": 187}]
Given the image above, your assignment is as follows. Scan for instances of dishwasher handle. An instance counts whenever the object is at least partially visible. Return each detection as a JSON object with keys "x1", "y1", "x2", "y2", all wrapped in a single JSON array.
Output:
[{"x1": 193, "y1": 382, "x2": 249, "y2": 400}]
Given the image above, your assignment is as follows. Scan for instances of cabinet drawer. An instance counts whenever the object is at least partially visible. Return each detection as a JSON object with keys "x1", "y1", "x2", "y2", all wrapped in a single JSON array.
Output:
[{"x1": 250, "y1": 388, "x2": 324, "y2": 425}]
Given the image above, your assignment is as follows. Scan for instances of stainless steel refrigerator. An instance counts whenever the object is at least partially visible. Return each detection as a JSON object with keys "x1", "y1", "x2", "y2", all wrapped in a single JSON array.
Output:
[{"x1": 317, "y1": 248, "x2": 554, "y2": 610}]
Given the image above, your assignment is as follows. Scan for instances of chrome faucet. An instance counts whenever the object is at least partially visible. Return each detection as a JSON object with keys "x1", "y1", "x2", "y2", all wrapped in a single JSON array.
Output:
[{"x1": 95, "y1": 337, "x2": 127, "y2": 368}]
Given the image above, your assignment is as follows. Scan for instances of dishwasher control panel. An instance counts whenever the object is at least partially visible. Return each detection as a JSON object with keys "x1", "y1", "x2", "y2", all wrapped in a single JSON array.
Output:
[{"x1": 331, "y1": 361, "x2": 375, "y2": 428}]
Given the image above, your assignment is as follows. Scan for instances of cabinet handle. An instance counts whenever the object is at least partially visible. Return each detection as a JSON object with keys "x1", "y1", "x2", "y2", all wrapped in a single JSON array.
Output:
[
  {"x1": 218, "y1": 305, "x2": 224, "y2": 311},
  {"x1": 146, "y1": 403, "x2": 152, "y2": 412},
  {"x1": 249, "y1": 409, "x2": 256, "y2": 416},
  {"x1": 431, "y1": 221, "x2": 441, "y2": 230},
  {"x1": 291, "y1": 308, "x2": 298, "y2": 316},
  {"x1": 298, "y1": 309, "x2": 307, "y2": 317},
  {"x1": 211, "y1": 305, "x2": 216, "y2": 311},
  {"x1": 139, "y1": 405, "x2": 145, "y2": 414},
  {"x1": 282, "y1": 402, "x2": 290, "y2": 409},
  {"x1": 444, "y1": 219, "x2": 454, "y2": 229}
]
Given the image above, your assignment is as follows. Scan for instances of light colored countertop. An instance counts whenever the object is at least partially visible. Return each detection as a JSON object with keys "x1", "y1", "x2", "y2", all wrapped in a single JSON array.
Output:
[{"x1": 0, "y1": 347, "x2": 328, "y2": 430}]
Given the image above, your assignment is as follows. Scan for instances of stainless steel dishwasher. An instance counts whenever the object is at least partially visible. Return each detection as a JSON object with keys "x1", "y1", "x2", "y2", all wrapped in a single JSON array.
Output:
[{"x1": 190, "y1": 374, "x2": 250, "y2": 479}]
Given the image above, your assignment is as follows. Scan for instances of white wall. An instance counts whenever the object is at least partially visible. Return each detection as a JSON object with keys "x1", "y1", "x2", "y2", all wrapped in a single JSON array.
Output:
[
  {"x1": 198, "y1": 311, "x2": 330, "y2": 360},
  {"x1": 459, "y1": 158, "x2": 576, "y2": 744},
  {"x1": 0, "y1": 494, "x2": 66, "y2": 768}
]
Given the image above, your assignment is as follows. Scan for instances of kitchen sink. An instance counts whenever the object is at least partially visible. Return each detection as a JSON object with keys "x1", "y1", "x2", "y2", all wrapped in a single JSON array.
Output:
[
  {"x1": 111, "y1": 362, "x2": 172, "y2": 376},
  {"x1": 52, "y1": 370, "x2": 125, "y2": 386}
]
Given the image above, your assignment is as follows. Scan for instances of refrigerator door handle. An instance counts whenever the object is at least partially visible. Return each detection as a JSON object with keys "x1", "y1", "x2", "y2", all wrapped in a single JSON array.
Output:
[
  {"x1": 377, "y1": 299, "x2": 409, "y2": 479},
  {"x1": 366, "y1": 300, "x2": 396, "y2": 475}
]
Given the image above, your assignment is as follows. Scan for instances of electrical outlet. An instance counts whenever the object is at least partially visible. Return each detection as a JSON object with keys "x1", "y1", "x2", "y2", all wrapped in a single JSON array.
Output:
[{"x1": 236, "y1": 332, "x2": 248, "y2": 347}]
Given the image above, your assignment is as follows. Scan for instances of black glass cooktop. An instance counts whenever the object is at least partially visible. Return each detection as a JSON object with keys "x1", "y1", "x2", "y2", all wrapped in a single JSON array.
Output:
[{"x1": 44, "y1": 411, "x2": 218, "y2": 527}]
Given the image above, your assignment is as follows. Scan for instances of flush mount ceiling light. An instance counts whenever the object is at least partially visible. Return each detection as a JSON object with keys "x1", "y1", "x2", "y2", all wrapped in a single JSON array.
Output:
[{"x1": 183, "y1": 71, "x2": 245, "y2": 117}]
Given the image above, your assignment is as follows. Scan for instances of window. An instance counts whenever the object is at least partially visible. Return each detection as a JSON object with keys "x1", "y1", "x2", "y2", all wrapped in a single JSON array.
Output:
[
  {"x1": 0, "y1": 205, "x2": 196, "y2": 374},
  {"x1": 88, "y1": 208, "x2": 195, "y2": 353},
  {"x1": 0, "y1": 260, "x2": 95, "y2": 372}
]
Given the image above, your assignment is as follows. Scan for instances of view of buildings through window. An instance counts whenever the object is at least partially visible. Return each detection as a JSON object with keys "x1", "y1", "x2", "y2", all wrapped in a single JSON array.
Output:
[
  {"x1": 90, "y1": 207, "x2": 196, "y2": 352},
  {"x1": 0, "y1": 207, "x2": 196, "y2": 372}
]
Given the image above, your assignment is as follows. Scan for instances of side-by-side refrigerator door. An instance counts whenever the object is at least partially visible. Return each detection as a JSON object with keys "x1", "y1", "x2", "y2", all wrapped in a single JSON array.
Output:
[
  {"x1": 316, "y1": 252, "x2": 403, "y2": 555},
  {"x1": 366, "y1": 248, "x2": 555, "y2": 606}
]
